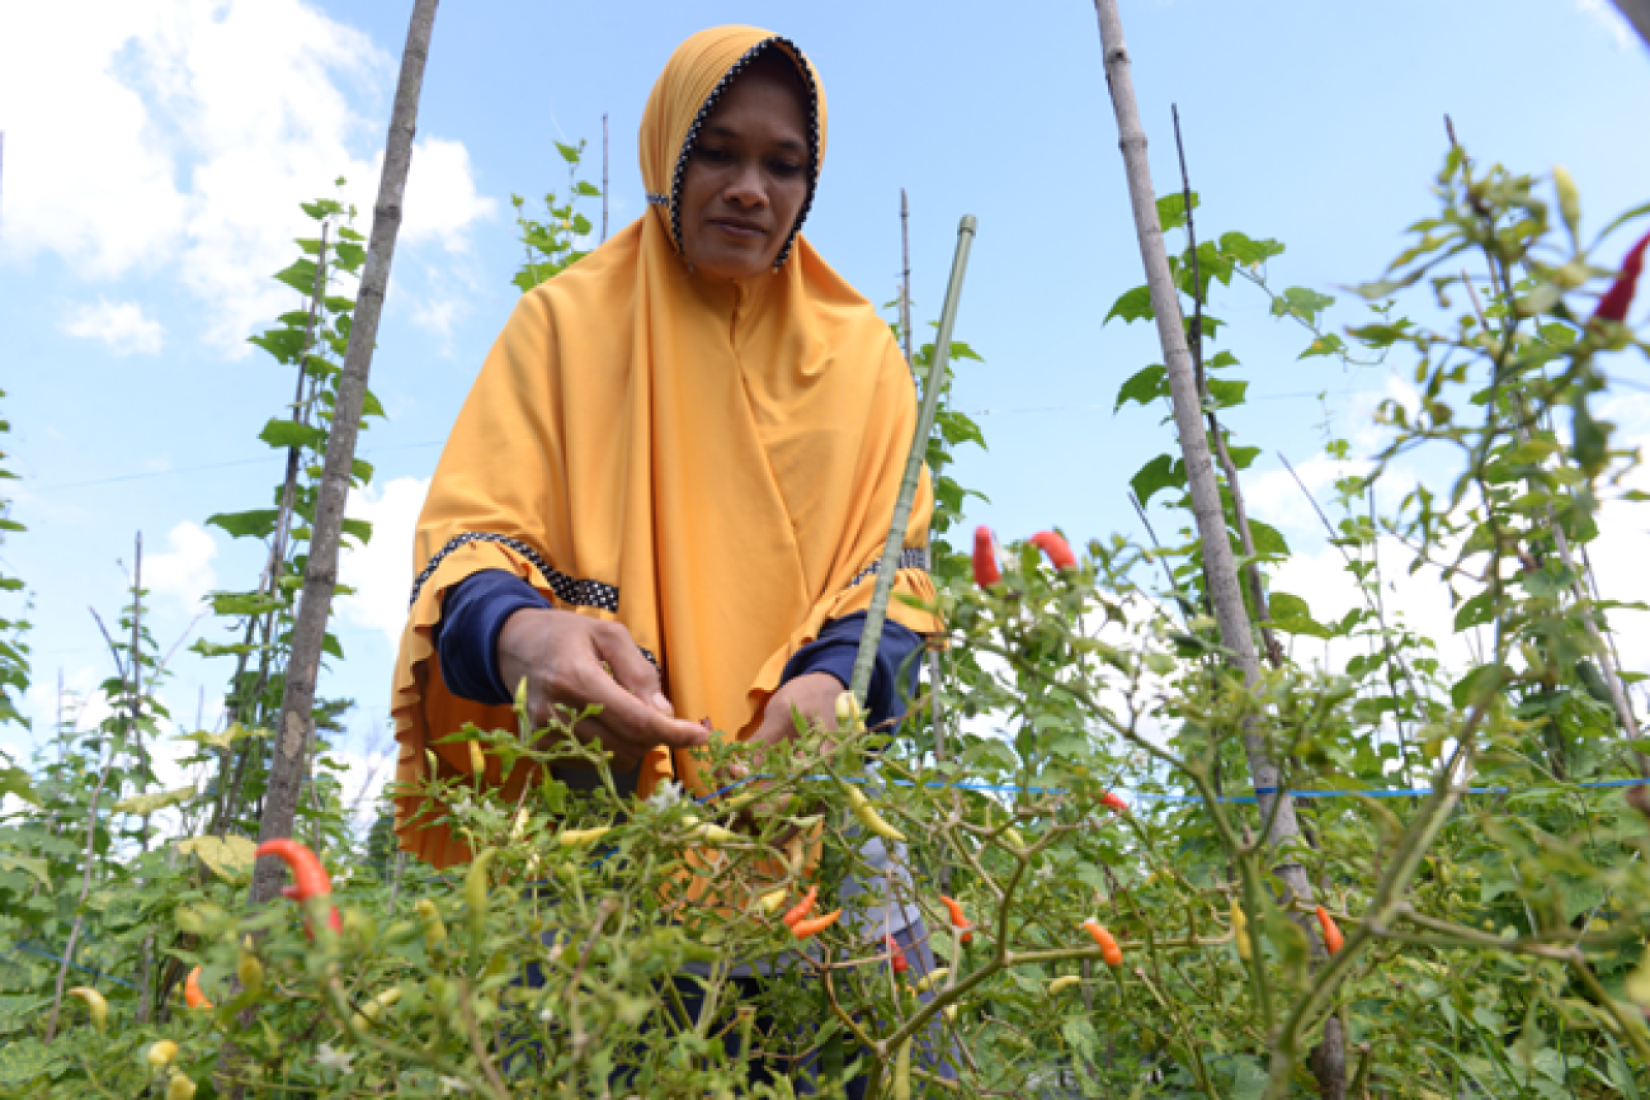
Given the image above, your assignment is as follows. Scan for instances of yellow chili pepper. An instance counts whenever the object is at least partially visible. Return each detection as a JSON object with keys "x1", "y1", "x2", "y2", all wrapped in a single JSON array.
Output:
[
  {"x1": 465, "y1": 849, "x2": 496, "y2": 948},
  {"x1": 913, "y1": 967, "x2": 950, "y2": 994},
  {"x1": 557, "y1": 826, "x2": 612, "y2": 848},
  {"x1": 468, "y1": 740, "x2": 486, "y2": 776},
  {"x1": 1047, "y1": 975, "x2": 1081, "y2": 995},
  {"x1": 891, "y1": 1036, "x2": 913, "y2": 1100},
  {"x1": 166, "y1": 1074, "x2": 198, "y2": 1100},
  {"x1": 147, "y1": 1040, "x2": 179, "y2": 1069},
  {"x1": 840, "y1": 782, "x2": 906, "y2": 843},
  {"x1": 1232, "y1": 901, "x2": 1253, "y2": 961},
  {"x1": 415, "y1": 898, "x2": 448, "y2": 950},
  {"x1": 65, "y1": 987, "x2": 107, "y2": 1032},
  {"x1": 351, "y1": 986, "x2": 403, "y2": 1033},
  {"x1": 758, "y1": 887, "x2": 789, "y2": 914}
]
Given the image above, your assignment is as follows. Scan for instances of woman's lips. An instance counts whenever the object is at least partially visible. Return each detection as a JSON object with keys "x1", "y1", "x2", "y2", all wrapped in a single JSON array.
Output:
[{"x1": 710, "y1": 220, "x2": 765, "y2": 239}]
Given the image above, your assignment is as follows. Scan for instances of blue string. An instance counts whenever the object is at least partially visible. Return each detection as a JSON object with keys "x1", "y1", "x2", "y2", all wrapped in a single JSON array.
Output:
[
  {"x1": 698, "y1": 773, "x2": 1646, "y2": 806},
  {"x1": 6, "y1": 941, "x2": 137, "y2": 989}
]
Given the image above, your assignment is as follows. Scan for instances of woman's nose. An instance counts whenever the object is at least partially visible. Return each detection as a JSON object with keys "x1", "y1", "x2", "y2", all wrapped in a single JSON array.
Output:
[{"x1": 723, "y1": 163, "x2": 767, "y2": 207}]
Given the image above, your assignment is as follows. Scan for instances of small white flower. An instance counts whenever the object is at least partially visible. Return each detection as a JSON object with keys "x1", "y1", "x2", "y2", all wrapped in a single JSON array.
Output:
[
  {"x1": 539, "y1": 1007, "x2": 555, "y2": 1023},
  {"x1": 440, "y1": 1075, "x2": 472, "y2": 1094},
  {"x1": 647, "y1": 780, "x2": 682, "y2": 810},
  {"x1": 316, "y1": 1043, "x2": 355, "y2": 1073}
]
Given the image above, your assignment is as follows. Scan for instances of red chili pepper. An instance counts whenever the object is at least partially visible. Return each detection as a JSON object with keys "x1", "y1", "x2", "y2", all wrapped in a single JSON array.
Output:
[
  {"x1": 789, "y1": 909, "x2": 841, "y2": 939},
  {"x1": 939, "y1": 895, "x2": 974, "y2": 944},
  {"x1": 1594, "y1": 229, "x2": 1650, "y2": 324},
  {"x1": 972, "y1": 526, "x2": 1002, "y2": 589},
  {"x1": 885, "y1": 935, "x2": 910, "y2": 974},
  {"x1": 256, "y1": 838, "x2": 342, "y2": 935},
  {"x1": 1315, "y1": 906, "x2": 1345, "y2": 955},
  {"x1": 183, "y1": 965, "x2": 213, "y2": 1010},
  {"x1": 1101, "y1": 791, "x2": 1128, "y2": 815},
  {"x1": 782, "y1": 885, "x2": 818, "y2": 929},
  {"x1": 1028, "y1": 530, "x2": 1077, "y2": 571},
  {"x1": 1081, "y1": 919, "x2": 1124, "y2": 967}
]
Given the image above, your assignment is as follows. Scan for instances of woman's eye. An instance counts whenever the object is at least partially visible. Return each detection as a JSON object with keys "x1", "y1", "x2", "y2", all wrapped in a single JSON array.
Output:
[
  {"x1": 694, "y1": 146, "x2": 732, "y2": 164},
  {"x1": 769, "y1": 161, "x2": 804, "y2": 178}
]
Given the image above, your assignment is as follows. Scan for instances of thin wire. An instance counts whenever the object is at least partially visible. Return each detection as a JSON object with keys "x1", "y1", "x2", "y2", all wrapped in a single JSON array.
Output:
[{"x1": 695, "y1": 773, "x2": 1646, "y2": 806}]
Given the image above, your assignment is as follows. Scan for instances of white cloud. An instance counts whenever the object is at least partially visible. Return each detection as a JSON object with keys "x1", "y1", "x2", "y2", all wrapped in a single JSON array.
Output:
[
  {"x1": 397, "y1": 137, "x2": 498, "y2": 252},
  {"x1": 1575, "y1": 0, "x2": 1639, "y2": 50},
  {"x1": 0, "y1": 0, "x2": 494, "y2": 355},
  {"x1": 338, "y1": 476, "x2": 429, "y2": 653},
  {"x1": 60, "y1": 299, "x2": 166, "y2": 355},
  {"x1": 144, "y1": 521, "x2": 219, "y2": 613}
]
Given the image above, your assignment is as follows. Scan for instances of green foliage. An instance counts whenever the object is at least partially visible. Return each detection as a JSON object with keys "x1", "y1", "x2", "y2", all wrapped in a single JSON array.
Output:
[
  {"x1": 510, "y1": 140, "x2": 602, "y2": 293},
  {"x1": 0, "y1": 391, "x2": 29, "y2": 732},
  {"x1": 6, "y1": 139, "x2": 1650, "y2": 1100}
]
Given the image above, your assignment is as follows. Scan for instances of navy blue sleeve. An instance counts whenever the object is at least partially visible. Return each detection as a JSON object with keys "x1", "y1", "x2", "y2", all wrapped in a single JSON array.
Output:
[
  {"x1": 434, "y1": 570, "x2": 552, "y2": 705},
  {"x1": 780, "y1": 611, "x2": 925, "y2": 732}
]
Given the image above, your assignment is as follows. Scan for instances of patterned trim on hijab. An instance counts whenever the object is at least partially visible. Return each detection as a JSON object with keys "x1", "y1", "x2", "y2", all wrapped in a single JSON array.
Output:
[
  {"x1": 408, "y1": 532, "x2": 621, "y2": 614},
  {"x1": 668, "y1": 36, "x2": 821, "y2": 270},
  {"x1": 845, "y1": 546, "x2": 931, "y2": 589}
]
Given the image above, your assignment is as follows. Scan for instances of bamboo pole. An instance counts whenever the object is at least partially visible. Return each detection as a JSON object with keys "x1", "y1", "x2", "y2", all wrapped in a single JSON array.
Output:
[
  {"x1": 249, "y1": 0, "x2": 440, "y2": 907},
  {"x1": 849, "y1": 216, "x2": 977, "y2": 708},
  {"x1": 1090, "y1": 3, "x2": 1340, "y2": 1091}
]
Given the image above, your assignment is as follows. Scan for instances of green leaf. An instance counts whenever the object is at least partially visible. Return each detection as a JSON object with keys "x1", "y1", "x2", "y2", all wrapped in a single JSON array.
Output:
[
  {"x1": 1451, "y1": 663, "x2": 1506, "y2": 709},
  {"x1": 1131, "y1": 454, "x2": 1184, "y2": 506},
  {"x1": 554, "y1": 141, "x2": 581, "y2": 164},
  {"x1": 1267, "y1": 592, "x2": 1331, "y2": 639},
  {"x1": 573, "y1": 181, "x2": 602, "y2": 196},
  {"x1": 258, "y1": 418, "x2": 326, "y2": 451},
  {"x1": 273, "y1": 259, "x2": 320, "y2": 296},
  {"x1": 206, "y1": 509, "x2": 280, "y2": 540},
  {"x1": 1157, "y1": 190, "x2": 1199, "y2": 231},
  {"x1": 1105, "y1": 286, "x2": 1153, "y2": 325},
  {"x1": 341, "y1": 517, "x2": 373, "y2": 545},
  {"x1": 111, "y1": 785, "x2": 196, "y2": 815},
  {"x1": 0, "y1": 764, "x2": 39, "y2": 806},
  {"x1": 0, "y1": 853, "x2": 49, "y2": 887},
  {"x1": 1114, "y1": 365, "x2": 1168, "y2": 412},
  {"x1": 177, "y1": 834, "x2": 259, "y2": 880},
  {"x1": 1219, "y1": 231, "x2": 1285, "y2": 267}
]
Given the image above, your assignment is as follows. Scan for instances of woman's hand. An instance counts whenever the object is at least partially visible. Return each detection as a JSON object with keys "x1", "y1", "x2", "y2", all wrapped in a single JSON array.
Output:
[
  {"x1": 748, "y1": 672, "x2": 843, "y2": 748},
  {"x1": 496, "y1": 608, "x2": 710, "y2": 768}
]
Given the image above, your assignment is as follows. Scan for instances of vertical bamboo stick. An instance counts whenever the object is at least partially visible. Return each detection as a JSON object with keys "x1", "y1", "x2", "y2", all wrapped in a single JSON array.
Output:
[
  {"x1": 1090, "y1": 3, "x2": 1341, "y2": 1091},
  {"x1": 249, "y1": 0, "x2": 440, "y2": 907},
  {"x1": 849, "y1": 216, "x2": 977, "y2": 708}
]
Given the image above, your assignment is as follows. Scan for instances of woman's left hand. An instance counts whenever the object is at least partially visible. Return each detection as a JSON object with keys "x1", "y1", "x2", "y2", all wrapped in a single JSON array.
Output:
[{"x1": 748, "y1": 671, "x2": 842, "y2": 747}]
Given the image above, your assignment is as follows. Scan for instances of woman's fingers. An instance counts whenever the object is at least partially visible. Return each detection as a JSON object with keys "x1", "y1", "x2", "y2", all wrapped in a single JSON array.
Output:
[
  {"x1": 588, "y1": 620, "x2": 672, "y2": 716},
  {"x1": 561, "y1": 660, "x2": 710, "y2": 757}
]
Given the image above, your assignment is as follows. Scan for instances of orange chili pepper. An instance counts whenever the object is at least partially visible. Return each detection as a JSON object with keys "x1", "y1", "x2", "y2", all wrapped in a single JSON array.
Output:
[
  {"x1": 1082, "y1": 919, "x2": 1124, "y2": 967},
  {"x1": 782, "y1": 885, "x2": 818, "y2": 928},
  {"x1": 183, "y1": 965, "x2": 213, "y2": 1010},
  {"x1": 939, "y1": 895, "x2": 974, "y2": 945},
  {"x1": 885, "y1": 935, "x2": 910, "y2": 974},
  {"x1": 1315, "y1": 906, "x2": 1345, "y2": 955},
  {"x1": 1028, "y1": 530, "x2": 1077, "y2": 571},
  {"x1": 1101, "y1": 792, "x2": 1128, "y2": 814},
  {"x1": 790, "y1": 909, "x2": 842, "y2": 939},
  {"x1": 972, "y1": 526, "x2": 1002, "y2": 589},
  {"x1": 256, "y1": 838, "x2": 343, "y2": 935}
]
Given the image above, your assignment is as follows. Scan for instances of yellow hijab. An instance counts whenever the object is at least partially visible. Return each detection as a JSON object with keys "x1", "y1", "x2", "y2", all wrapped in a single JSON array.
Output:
[{"x1": 391, "y1": 25, "x2": 941, "y2": 868}]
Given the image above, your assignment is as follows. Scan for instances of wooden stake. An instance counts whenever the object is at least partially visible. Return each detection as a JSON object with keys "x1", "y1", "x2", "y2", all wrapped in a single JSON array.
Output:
[{"x1": 249, "y1": 0, "x2": 441, "y2": 907}]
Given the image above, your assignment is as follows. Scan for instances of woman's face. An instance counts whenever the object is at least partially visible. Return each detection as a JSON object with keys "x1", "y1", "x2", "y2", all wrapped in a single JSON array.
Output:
[{"x1": 677, "y1": 62, "x2": 810, "y2": 281}]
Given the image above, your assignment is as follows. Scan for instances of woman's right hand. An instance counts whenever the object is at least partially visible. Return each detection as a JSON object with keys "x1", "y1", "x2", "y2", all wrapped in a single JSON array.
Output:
[{"x1": 496, "y1": 608, "x2": 710, "y2": 768}]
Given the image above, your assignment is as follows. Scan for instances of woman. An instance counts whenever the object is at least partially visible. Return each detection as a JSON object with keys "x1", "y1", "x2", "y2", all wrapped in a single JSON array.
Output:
[{"x1": 390, "y1": 23, "x2": 950, "y2": 1091}]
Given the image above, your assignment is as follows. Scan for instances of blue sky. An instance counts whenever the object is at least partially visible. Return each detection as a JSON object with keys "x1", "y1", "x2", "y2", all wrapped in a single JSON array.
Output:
[{"x1": 2, "y1": 0, "x2": 1647, "y2": 818}]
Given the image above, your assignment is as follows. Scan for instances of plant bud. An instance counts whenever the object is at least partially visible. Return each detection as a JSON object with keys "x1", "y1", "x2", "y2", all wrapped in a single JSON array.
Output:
[{"x1": 1553, "y1": 165, "x2": 1581, "y2": 241}]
